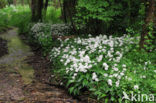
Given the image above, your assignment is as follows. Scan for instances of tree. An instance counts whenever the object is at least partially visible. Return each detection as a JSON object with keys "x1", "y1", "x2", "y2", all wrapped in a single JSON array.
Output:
[
  {"x1": 31, "y1": 0, "x2": 49, "y2": 22},
  {"x1": 13, "y1": 0, "x2": 16, "y2": 5},
  {"x1": 140, "y1": 0, "x2": 156, "y2": 50},
  {"x1": 0, "y1": 0, "x2": 7, "y2": 8},
  {"x1": 60, "y1": 0, "x2": 77, "y2": 32},
  {"x1": 31, "y1": 0, "x2": 43, "y2": 22},
  {"x1": 21, "y1": 0, "x2": 24, "y2": 5}
]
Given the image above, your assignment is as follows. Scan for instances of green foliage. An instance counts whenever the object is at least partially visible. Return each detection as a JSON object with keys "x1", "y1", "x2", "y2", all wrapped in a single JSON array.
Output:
[
  {"x1": 0, "y1": 0, "x2": 7, "y2": 9},
  {"x1": 0, "y1": 5, "x2": 62, "y2": 33},
  {"x1": 74, "y1": 0, "x2": 122, "y2": 34},
  {"x1": 7, "y1": 0, "x2": 13, "y2": 5},
  {"x1": 44, "y1": 6, "x2": 62, "y2": 24},
  {"x1": 73, "y1": 0, "x2": 144, "y2": 35},
  {"x1": 143, "y1": 22, "x2": 156, "y2": 51},
  {"x1": 76, "y1": 0, "x2": 121, "y2": 22},
  {"x1": 0, "y1": 5, "x2": 31, "y2": 33},
  {"x1": 50, "y1": 34, "x2": 156, "y2": 102},
  {"x1": 28, "y1": 23, "x2": 52, "y2": 55}
]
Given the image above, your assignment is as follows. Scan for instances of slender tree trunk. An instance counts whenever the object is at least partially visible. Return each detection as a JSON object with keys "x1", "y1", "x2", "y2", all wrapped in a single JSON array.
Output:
[
  {"x1": 62, "y1": 0, "x2": 67, "y2": 23},
  {"x1": 13, "y1": 0, "x2": 16, "y2": 5},
  {"x1": 21, "y1": 0, "x2": 24, "y2": 5},
  {"x1": 38, "y1": 0, "x2": 43, "y2": 21},
  {"x1": 31, "y1": 0, "x2": 37, "y2": 22},
  {"x1": 44, "y1": 0, "x2": 49, "y2": 11},
  {"x1": 42, "y1": 0, "x2": 49, "y2": 21},
  {"x1": 31, "y1": 0, "x2": 44, "y2": 22},
  {"x1": 27, "y1": 0, "x2": 31, "y2": 7},
  {"x1": 62, "y1": 0, "x2": 77, "y2": 32},
  {"x1": 140, "y1": 0, "x2": 155, "y2": 49}
]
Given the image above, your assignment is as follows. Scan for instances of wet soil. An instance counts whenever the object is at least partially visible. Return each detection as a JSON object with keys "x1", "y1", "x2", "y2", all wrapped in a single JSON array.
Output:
[
  {"x1": 0, "y1": 29, "x2": 81, "y2": 103},
  {"x1": 0, "y1": 38, "x2": 8, "y2": 58}
]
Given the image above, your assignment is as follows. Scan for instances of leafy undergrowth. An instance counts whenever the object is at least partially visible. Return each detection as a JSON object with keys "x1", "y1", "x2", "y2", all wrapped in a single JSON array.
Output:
[
  {"x1": 0, "y1": 5, "x2": 31, "y2": 33},
  {"x1": 50, "y1": 35, "x2": 156, "y2": 102},
  {"x1": 0, "y1": 5, "x2": 61, "y2": 33},
  {"x1": 28, "y1": 23, "x2": 156, "y2": 102}
]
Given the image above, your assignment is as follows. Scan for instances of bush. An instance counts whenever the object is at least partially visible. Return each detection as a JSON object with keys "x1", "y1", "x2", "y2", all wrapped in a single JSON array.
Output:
[
  {"x1": 51, "y1": 24, "x2": 72, "y2": 36},
  {"x1": 30, "y1": 23, "x2": 52, "y2": 55},
  {"x1": 49, "y1": 34, "x2": 156, "y2": 102},
  {"x1": 0, "y1": 0, "x2": 7, "y2": 9},
  {"x1": 0, "y1": 5, "x2": 31, "y2": 33},
  {"x1": 29, "y1": 23, "x2": 72, "y2": 55}
]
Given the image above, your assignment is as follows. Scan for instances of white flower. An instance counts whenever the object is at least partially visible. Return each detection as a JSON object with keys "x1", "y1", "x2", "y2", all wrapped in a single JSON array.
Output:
[
  {"x1": 103, "y1": 63, "x2": 109, "y2": 70},
  {"x1": 117, "y1": 75, "x2": 121, "y2": 79},
  {"x1": 140, "y1": 75, "x2": 146, "y2": 78},
  {"x1": 74, "y1": 73, "x2": 77, "y2": 77},
  {"x1": 128, "y1": 77, "x2": 132, "y2": 81},
  {"x1": 97, "y1": 55, "x2": 103, "y2": 62},
  {"x1": 120, "y1": 72, "x2": 124, "y2": 76},
  {"x1": 72, "y1": 76, "x2": 75, "y2": 79},
  {"x1": 123, "y1": 68, "x2": 126, "y2": 71},
  {"x1": 109, "y1": 75, "x2": 113, "y2": 78},
  {"x1": 103, "y1": 73, "x2": 108, "y2": 77},
  {"x1": 113, "y1": 67, "x2": 118, "y2": 71},
  {"x1": 92, "y1": 73, "x2": 99, "y2": 82},
  {"x1": 95, "y1": 78, "x2": 99, "y2": 82},
  {"x1": 122, "y1": 64, "x2": 126, "y2": 68},
  {"x1": 113, "y1": 73, "x2": 118, "y2": 77},
  {"x1": 134, "y1": 85, "x2": 139, "y2": 90},
  {"x1": 107, "y1": 79, "x2": 112, "y2": 86},
  {"x1": 134, "y1": 71, "x2": 136, "y2": 73},
  {"x1": 116, "y1": 81, "x2": 120, "y2": 87}
]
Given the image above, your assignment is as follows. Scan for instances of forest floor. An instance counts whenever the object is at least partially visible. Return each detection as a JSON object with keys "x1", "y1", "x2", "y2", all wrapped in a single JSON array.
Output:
[{"x1": 0, "y1": 29, "x2": 81, "y2": 103}]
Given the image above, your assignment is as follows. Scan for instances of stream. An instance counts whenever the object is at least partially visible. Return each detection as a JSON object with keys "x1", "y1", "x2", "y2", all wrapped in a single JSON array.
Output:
[
  {"x1": 0, "y1": 29, "x2": 80, "y2": 103},
  {"x1": 0, "y1": 28, "x2": 34, "y2": 84}
]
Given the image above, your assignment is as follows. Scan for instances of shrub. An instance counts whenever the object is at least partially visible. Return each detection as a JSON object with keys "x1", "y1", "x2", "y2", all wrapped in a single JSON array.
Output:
[
  {"x1": 51, "y1": 24, "x2": 72, "y2": 36},
  {"x1": 30, "y1": 23, "x2": 52, "y2": 55},
  {"x1": 49, "y1": 34, "x2": 156, "y2": 102},
  {"x1": 0, "y1": 5, "x2": 31, "y2": 33},
  {"x1": 0, "y1": 0, "x2": 7, "y2": 9}
]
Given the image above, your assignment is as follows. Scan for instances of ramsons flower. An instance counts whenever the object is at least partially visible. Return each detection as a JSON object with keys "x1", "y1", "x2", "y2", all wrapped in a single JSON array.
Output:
[
  {"x1": 116, "y1": 80, "x2": 120, "y2": 87},
  {"x1": 134, "y1": 85, "x2": 139, "y2": 90},
  {"x1": 97, "y1": 55, "x2": 103, "y2": 62},
  {"x1": 92, "y1": 73, "x2": 99, "y2": 82},
  {"x1": 103, "y1": 63, "x2": 109, "y2": 70},
  {"x1": 107, "y1": 79, "x2": 112, "y2": 86}
]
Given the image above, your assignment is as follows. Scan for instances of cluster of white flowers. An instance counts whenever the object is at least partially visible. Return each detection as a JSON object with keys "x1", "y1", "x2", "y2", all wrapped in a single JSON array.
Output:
[
  {"x1": 31, "y1": 23, "x2": 49, "y2": 34},
  {"x1": 92, "y1": 73, "x2": 99, "y2": 82},
  {"x1": 50, "y1": 34, "x2": 139, "y2": 87},
  {"x1": 134, "y1": 85, "x2": 139, "y2": 90}
]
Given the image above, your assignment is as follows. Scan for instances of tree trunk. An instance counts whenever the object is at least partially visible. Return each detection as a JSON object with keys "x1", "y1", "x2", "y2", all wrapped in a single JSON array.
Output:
[
  {"x1": 31, "y1": 0, "x2": 43, "y2": 22},
  {"x1": 42, "y1": 0, "x2": 49, "y2": 21},
  {"x1": 27, "y1": 0, "x2": 31, "y2": 7},
  {"x1": 140, "y1": 0, "x2": 156, "y2": 49},
  {"x1": 62, "y1": 0, "x2": 68, "y2": 23},
  {"x1": 13, "y1": 0, "x2": 16, "y2": 5},
  {"x1": 21, "y1": 0, "x2": 24, "y2": 5},
  {"x1": 44, "y1": 0, "x2": 49, "y2": 11}
]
